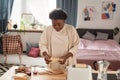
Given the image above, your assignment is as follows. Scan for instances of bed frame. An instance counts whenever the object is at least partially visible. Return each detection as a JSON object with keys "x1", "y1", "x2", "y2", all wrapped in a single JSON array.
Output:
[
  {"x1": 76, "y1": 28, "x2": 113, "y2": 39},
  {"x1": 75, "y1": 28, "x2": 120, "y2": 71}
]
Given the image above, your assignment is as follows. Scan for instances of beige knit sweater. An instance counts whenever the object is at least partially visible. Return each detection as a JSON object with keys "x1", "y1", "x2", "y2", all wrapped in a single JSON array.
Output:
[{"x1": 39, "y1": 24, "x2": 80, "y2": 65}]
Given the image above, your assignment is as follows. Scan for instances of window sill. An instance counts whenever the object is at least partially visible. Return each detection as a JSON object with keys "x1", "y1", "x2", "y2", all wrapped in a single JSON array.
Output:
[{"x1": 8, "y1": 29, "x2": 44, "y2": 33}]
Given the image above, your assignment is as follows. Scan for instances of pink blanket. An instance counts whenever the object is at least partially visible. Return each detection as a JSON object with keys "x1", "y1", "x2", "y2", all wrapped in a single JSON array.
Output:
[
  {"x1": 77, "y1": 39, "x2": 120, "y2": 70},
  {"x1": 78, "y1": 39, "x2": 120, "y2": 51}
]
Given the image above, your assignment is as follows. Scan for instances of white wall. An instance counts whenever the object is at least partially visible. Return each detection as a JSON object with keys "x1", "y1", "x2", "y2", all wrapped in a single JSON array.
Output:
[{"x1": 77, "y1": 0, "x2": 120, "y2": 29}]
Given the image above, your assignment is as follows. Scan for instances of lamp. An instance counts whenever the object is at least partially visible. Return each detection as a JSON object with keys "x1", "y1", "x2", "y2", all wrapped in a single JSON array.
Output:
[{"x1": 114, "y1": 27, "x2": 120, "y2": 44}]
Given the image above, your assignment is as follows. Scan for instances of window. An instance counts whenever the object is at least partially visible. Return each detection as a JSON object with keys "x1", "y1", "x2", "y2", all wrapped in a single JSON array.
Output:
[{"x1": 10, "y1": 0, "x2": 56, "y2": 31}]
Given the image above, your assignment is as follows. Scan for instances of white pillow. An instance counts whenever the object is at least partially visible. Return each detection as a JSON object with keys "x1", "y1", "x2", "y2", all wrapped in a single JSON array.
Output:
[
  {"x1": 96, "y1": 32, "x2": 109, "y2": 40},
  {"x1": 82, "y1": 31, "x2": 95, "y2": 40}
]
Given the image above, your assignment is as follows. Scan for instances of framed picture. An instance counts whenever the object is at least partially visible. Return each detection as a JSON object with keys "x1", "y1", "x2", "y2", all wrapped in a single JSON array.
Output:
[{"x1": 21, "y1": 13, "x2": 35, "y2": 25}]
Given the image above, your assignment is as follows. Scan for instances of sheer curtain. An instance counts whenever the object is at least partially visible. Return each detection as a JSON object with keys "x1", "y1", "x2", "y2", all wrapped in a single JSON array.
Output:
[
  {"x1": 27, "y1": 0, "x2": 56, "y2": 26},
  {"x1": 10, "y1": 0, "x2": 56, "y2": 28},
  {"x1": 10, "y1": 0, "x2": 22, "y2": 28}
]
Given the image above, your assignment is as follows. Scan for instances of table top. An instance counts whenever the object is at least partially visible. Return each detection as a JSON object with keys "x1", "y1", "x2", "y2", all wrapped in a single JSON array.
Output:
[
  {"x1": 0, "y1": 66, "x2": 117, "y2": 80},
  {"x1": 92, "y1": 70, "x2": 117, "y2": 74}
]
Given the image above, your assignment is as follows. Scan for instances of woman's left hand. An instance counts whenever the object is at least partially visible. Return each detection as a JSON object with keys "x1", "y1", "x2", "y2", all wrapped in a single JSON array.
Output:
[
  {"x1": 59, "y1": 52, "x2": 73, "y2": 64},
  {"x1": 59, "y1": 56, "x2": 67, "y2": 64}
]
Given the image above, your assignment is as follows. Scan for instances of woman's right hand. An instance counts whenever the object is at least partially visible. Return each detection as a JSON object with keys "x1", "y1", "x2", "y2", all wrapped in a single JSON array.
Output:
[{"x1": 43, "y1": 52, "x2": 51, "y2": 64}]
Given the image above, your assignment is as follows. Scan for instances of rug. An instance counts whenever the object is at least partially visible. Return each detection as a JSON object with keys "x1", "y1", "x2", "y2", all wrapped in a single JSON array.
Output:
[{"x1": 0, "y1": 63, "x2": 21, "y2": 77}]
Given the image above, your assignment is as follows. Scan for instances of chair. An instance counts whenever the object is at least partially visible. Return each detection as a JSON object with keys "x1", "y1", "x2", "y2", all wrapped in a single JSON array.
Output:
[{"x1": 2, "y1": 35, "x2": 23, "y2": 64}]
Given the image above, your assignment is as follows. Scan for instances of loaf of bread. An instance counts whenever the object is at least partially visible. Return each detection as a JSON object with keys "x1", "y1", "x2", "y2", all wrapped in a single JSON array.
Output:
[
  {"x1": 15, "y1": 66, "x2": 26, "y2": 73},
  {"x1": 47, "y1": 57, "x2": 66, "y2": 74},
  {"x1": 13, "y1": 73, "x2": 29, "y2": 80}
]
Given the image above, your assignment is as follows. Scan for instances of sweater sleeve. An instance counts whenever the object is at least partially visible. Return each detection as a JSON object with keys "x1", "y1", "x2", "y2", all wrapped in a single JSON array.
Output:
[
  {"x1": 69, "y1": 27, "x2": 80, "y2": 56},
  {"x1": 39, "y1": 29, "x2": 48, "y2": 56}
]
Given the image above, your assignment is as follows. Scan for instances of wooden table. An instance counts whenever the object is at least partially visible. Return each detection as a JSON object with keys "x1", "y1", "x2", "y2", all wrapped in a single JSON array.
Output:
[{"x1": 0, "y1": 66, "x2": 66, "y2": 80}]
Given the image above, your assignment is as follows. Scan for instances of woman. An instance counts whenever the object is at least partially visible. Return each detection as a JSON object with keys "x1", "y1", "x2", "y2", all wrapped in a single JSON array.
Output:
[{"x1": 39, "y1": 8, "x2": 79, "y2": 71}]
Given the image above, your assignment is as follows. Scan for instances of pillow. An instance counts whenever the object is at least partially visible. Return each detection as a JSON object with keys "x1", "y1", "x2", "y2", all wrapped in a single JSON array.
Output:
[
  {"x1": 28, "y1": 47, "x2": 40, "y2": 57},
  {"x1": 82, "y1": 31, "x2": 95, "y2": 40},
  {"x1": 95, "y1": 32, "x2": 109, "y2": 40},
  {"x1": 26, "y1": 42, "x2": 39, "y2": 54}
]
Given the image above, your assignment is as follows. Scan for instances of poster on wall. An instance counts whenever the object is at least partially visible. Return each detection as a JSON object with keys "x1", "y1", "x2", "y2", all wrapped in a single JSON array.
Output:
[
  {"x1": 83, "y1": 6, "x2": 98, "y2": 21},
  {"x1": 102, "y1": 1, "x2": 116, "y2": 20}
]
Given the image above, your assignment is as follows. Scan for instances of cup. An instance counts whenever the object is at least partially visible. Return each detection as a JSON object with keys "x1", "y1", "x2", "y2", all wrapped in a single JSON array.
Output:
[
  {"x1": 25, "y1": 65, "x2": 32, "y2": 76},
  {"x1": 33, "y1": 66, "x2": 38, "y2": 75}
]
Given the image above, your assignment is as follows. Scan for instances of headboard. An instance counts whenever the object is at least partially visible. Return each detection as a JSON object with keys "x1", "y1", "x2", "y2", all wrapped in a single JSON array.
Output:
[{"x1": 76, "y1": 28, "x2": 113, "y2": 39}]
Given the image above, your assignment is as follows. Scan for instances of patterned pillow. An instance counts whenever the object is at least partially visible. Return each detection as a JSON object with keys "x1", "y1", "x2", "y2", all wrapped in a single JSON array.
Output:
[
  {"x1": 28, "y1": 47, "x2": 40, "y2": 58},
  {"x1": 82, "y1": 31, "x2": 95, "y2": 40}
]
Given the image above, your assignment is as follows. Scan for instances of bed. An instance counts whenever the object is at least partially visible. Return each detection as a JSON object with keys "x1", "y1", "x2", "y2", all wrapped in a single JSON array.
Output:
[{"x1": 76, "y1": 28, "x2": 120, "y2": 71}]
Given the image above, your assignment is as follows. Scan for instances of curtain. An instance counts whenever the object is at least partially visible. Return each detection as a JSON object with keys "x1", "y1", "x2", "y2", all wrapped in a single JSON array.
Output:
[
  {"x1": 0, "y1": 0, "x2": 14, "y2": 33},
  {"x1": 0, "y1": 0, "x2": 14, "y2": 54},
  {"x1": 56, "y1": 0, "x2": 78, "y2": 27},
  {"x1": 27, "y1": 0, "x2": 56, "y2": 26}
]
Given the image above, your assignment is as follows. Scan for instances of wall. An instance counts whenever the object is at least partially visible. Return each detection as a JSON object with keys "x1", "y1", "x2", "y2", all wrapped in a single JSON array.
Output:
[
  {"x1": 77, "y1": 0, "x2": 120, "y2": 29},
  {"x1": 77, "y1": 0, "x2": 120, "y2": 43}
]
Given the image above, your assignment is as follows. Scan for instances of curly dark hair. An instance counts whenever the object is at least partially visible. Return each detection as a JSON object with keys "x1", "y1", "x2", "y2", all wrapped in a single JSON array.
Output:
[{"x1": 49, "y1": 8, "x2": 67, "y2": 20}]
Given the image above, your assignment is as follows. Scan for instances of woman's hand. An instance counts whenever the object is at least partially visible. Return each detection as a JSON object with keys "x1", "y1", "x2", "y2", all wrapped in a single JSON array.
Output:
[
  {"x1": 59, "y1": 56, "x2": 67, "y2": 64},
  {"x1": 59, "y1": 52, "x2": 73, "y2": 64},
  {"x1": 43, "y1": 52, "x2": 51, "y2": 64}
]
